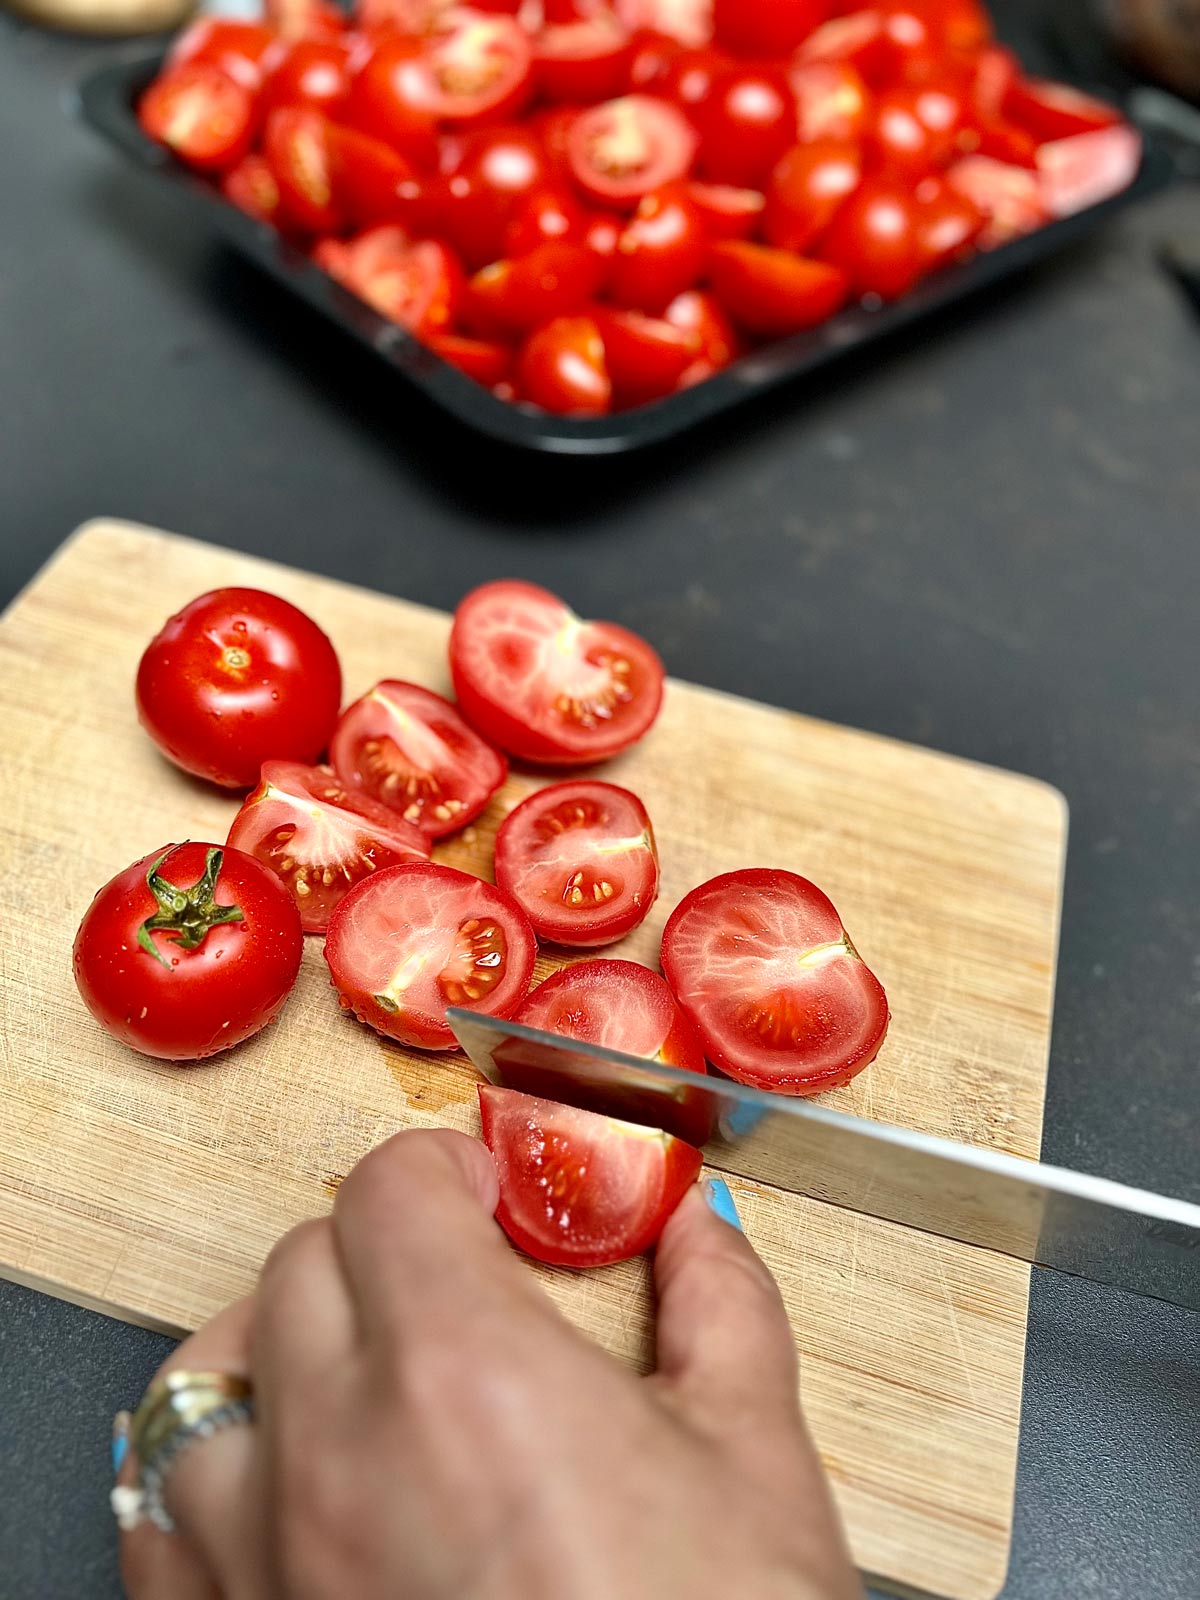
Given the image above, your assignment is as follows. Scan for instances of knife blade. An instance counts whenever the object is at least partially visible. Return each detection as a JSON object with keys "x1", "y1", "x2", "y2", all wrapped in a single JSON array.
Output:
[{"x1": 447, "y1": 1009, "x2": 1200, "y2": 1312}]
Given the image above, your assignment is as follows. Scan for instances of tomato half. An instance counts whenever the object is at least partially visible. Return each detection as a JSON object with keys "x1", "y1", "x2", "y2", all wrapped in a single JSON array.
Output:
[
  {"x1": 1002, "y1": 77, "x2": 1120, "y2": 142},
  {"x1": 465, "y1": 243, "x2": 604, "y2": 338},
  {"x1": 136, "y1": 587, "x2": 342, "y2": 789},
  {"x1": 319, "y1": 228, "x2": 465, "y2": 335},
  {"x1": 712, "y1": 0, "x2": 828, "y2": 59},
  {"x1": 138, "y1": 63, "x2": 256, "y2": 174},
  {"x1": 478, "y1": 1084, "x2": 703, "y2": 1266},
  {"x1": 494, "y1": 780, "x2": 658, "y2": 945},
  {"x1": 818, "y1": 178, "x2": 924, "y2": 299},
  {"x1": 869, "y1": 82, "x2": 965, "y2": 176},
  {"x1": 594, "y1": 305, "x2": 701, "y2": 404},
  {"x1": 504, "y1": 185, "x2": 589, "y2": 255},
  {"x1": 1035, "y1": 125, "x2": 1141, "y2": 219},
  {"x1": 325, "y1": 863, "x2": 536, "y2": 1050},
  {"x1": 450, "y1": 580, "x2": 665, "y2": 764},
  {"x1": 694, "y1": 67, "x2": 796, "y2": 188},
  {"x1": 660, "y1": 867, "x2": 889, "y2": 1094},
  {"x1": 708, "y1": 241, "x2": 849, "y2": 337},
  {"x1": 534, "y1": 15, "x2": 634, "y2": 105},
  {"x1": 168, "y1": 18, "x2": 277, "y2": 91},
  {"x1": 945, "y1": 155, "x2": 1048, "y2": 247},
  {"x1": 329, "y1": 124, "x2": 416, "y2": 228},
  {"x1": 514, "y1": 959, "x2": 704, "y2": 1071},
  {"x1": 330, "y1": 680, "x2": 507, "y2": 838},
  {"x1": 259, "y1": 38, "x2": 352, "y2": 118},
  {"x1": 915, "y1": 172, "x2": 984, "y2": 269},
  {"x1": 517, "y1": 315, "x2": 613, "y2": 414},
  {"x1": 221, "y1": 154, "x2": 283, "y2": 224},
  {"x1": 608, "y1": 184, "x2": 706, "y2": 313},
  {"x1": 264, "y1": 107, "x2": 342, "y2": 233},
  {"x1": 381, "y1": 14, "x2": 534, "y2": 125},
  {"x1": 567, "y1": 94, "x2": 697, "y2": 207},
  {"x1": 763, "y1": 140, "x2": 861, "y2": 255},
  {"x1": 436, "y1": 124, "x2": 550, "y2": 267},
  {"x1": 794, "y1": 11, "x2": 887, "y2": 80},
  {"x1": 664, "y1": 287, "x2": 741, "y2": 374},
  {"x1": 73, "y1": 842, "x2": 304, "y2": 1062},
  {"x1": 790, "y1": 60, "x2": 873, "y2": 145},
  {"x1": 226, "y1": 760, "x2": 429, "y2": 933},
  {"x1": 345, "y1": 36, "x2": 441, "y2": 169}
]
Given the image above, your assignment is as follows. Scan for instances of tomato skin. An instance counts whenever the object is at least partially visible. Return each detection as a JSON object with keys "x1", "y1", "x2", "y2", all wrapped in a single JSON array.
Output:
[
  {"x1": 608, "y1": 183, "x2": 707, "y2": 313},
  {"x1": 528, "y1": 105, "x2": 580, "y2": 181},
  {"x1": 479, "y1": 1084, "x2": 703, "y2": 1267},
  {"x1": 330, "y1": 680, "x2": 507, "y2": 838},
  {"x1": 221, "y1": 153, "x2": 283, "y2": 224},
  {"x1": 344, "y1": 36, "x2": 442, "y2": 169},
  {"x1": 504, "y1": 185, "x2": 589, "y2": 255},
  {"x1": 627, "y1": 27, "x2": 685, "y2": 92},
  {"x1": 665, "y1": 287, "x2": 741, "y2": 383},
  {"x1": 533, "y1": 16, "x2": 635, "y2": 105},
  {"x1": 685, "y1": 181, "x2": 764, "y2": 241},
  {"x1": 1002, "y1": 77, "x2": 1120, "y2": 143},
  {"x1": 712, "y1": 0, "x2": 829, "y2": 59},
  {"x1": 790, "y1": 60, "x2": 873, "y2": 145},
  {"x1": 138, "y1": 64, "x2": 256, "y2": 174},
  {"x1": 260, "y1": 38, "x2": 352, "y2": 117},
  {"x1": 73, "y1": 842, "x2": 304, "y2": 1062},
  {"x1": 517, "y1": 315, "x2": 613, "y2": 415},
  {"x1": 695, "y1": 67, "x2": 797, "y2": 189},
  {"x1": 869, "y1": 82, "x2": 966, "y2": 176},
  {"x1": 136, "y1": 587, "x2": 342, "y2": 790},
  {"x1": 708, "y1": 241, "x2": 849, "y2": 337},
  {"x1": 763, "y1": 140, "x2": 862, "y2": 255},
  {"x1": 466, "y1": 242, "x2": 605, "y2": 338},
  {"x1": 168, "y1": 18, "x2": 277, "y2": 91},
  {"x1": 264, "y1": 106, "x2": 342, "y2": 234},
  {"x1": 658, "y1": 45, "x2": 730, "y2": 114},
  {"x1": 329, "y1": 124, "x2": 416, "y2": 228},
  {"x1": 818, "y1": 178, "x2": 924, "y2": 299},
  {"x1": 436, "y1": 124, "x2": 550, "y2": 268},
  {"x1": 325, "y1": 862, "x2": 537, "y2": 1050},
  {"x1": 494, "y1": 781, "x2": 659, "y2": 945},
  {"x1": 915, "y1": 172, "x2": 984, "y2": 268},
  {"x1": 661, "y1": 867, "x2": 889, "y2": 1095},
  {"x1": 450, "y1": 579, "x2": 665, "y2": 764},
  {"x1": 428, "y1": 332, "x2": 512, "y2": 386},
  {"x1": 594, "y1": 305, "x2": 701, "y2": 404},
  {"x1": 568, "y1": 94, "x2": 698, "y2": 207}
]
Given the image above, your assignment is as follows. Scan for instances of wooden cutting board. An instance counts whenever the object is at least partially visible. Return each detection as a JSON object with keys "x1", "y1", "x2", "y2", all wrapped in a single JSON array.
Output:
[{"x1": 0, "y1": 521, "x2": 1067, "y2": 1600}]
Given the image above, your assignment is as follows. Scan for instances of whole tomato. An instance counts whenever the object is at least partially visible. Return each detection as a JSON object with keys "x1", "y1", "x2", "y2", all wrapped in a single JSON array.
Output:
[
  {"x1": 72, "y1": 842, "x2": 304, "y2": 1062},
  {"x1": 136, "y1": 588, "x2": 343, "y2": 790}
]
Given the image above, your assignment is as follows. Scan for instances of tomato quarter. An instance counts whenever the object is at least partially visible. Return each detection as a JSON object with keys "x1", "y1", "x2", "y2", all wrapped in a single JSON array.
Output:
[
  {"x1": 325, "y1": 862, "x2": 536, "y2": 1049},
  {"x1": 708, "y1": 241, "x2": 849, "y2": 337}
]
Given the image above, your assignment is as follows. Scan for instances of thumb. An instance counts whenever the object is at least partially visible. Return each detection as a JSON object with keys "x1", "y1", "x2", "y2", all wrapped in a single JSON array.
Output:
[{"x1": 653, "y1": 1175, "x2": 800, "y2": 1434}]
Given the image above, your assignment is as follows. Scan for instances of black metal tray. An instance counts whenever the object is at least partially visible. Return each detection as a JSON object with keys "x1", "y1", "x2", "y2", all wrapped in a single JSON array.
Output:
[{"x1": 77, "y1": 55, "x2": 1174, "y2": 455}]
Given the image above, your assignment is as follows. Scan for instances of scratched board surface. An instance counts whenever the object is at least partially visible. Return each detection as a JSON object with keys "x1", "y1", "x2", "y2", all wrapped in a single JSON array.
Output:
[{"x1": 0, "y1": 522, "x2": 1067, "y2": 1600}]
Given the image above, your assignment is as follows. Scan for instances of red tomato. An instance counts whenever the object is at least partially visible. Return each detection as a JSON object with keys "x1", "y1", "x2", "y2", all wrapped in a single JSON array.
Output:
[
  {"x1": 712, "y1": 0, "x2": 828, "y2": 59},
  {"x1": 695, "y1": 67, "x2": 796, "y2": 189},
  {"x1": 614, "y1": 0, "x2": 713, "y2": 48},
  {"x1": 227, "y1": 760, "x2": 429, "y2": 933},
  {"x1": 1036, "y1": 125, "x2": 1141, "y2": 219},
  {"x1": 466, "y1": 242, "x2": 605, "y2": 337},
  {"x1": 168, "y1": 18, "x2": 276, "y2": 91},
  {"x1": 795, "y1": 12, "x2": 887, "y2": 80},
  {"x1": 945, "y1": 155, "x2": 1048, "y2": 246},
  {"x1": 664, "y1": 287, "x2": 741, "y2": 377},
  {"x1": 504, "y1": 185, "x2": 589, "y2": 255},
  {"x1": 914, "y1": 172, "x2": 984, "y2": 268},
  {"x1": 818, "y1": 178, "x2": 923, "y2": 299},
  {"x1": 266, "y1": 0, "x2": 345, "y2": 41},
  {"x1": 516, "y1": 315, "x2": 613, "y2": 415},
  {"x1": 221, "y1": 154, "x2": 283, "y2": 224},
  {"x1": 627, "y1": 28, "x2": 685, "y2": 92},
  {"x1": 264, "y1": 107, "x2": 341, "y2": 234},
  {"x1": 973, "y1": 118, "x2": 1039, "y2": 168},
  {"x1": 878, "y1": 7, "x2": 939, "y2": 83},
  {"x1": 534, "y1": 15, "x2": 635, "y2": 105},
  {"x1": 763, "y1": 140, "x2": 861, "y2": 254},
  {"x1": 494, "y1": 781, "x2": 659, "y2": 944},
  {"x1": 790, "y1": 60, "x2": 873, "y2": 145},
  {"x1": 380, "y1": 13, "x2": 534, "y2": 126},
  {"x1": 514, "y1": 958, "x2": 705, "y2": 1071},
  {"x1": 325, "y1": 863, "x2": 536, "y2": 1050},
  {"x1": 609, "y1": 184, "x2": 706, "y2": 313},
  {"x1": 584, "y1": 209, "x2": 623, "y2": 260},
  {"x1": 929, "y1": 0, "x2": 991, "y2": 51},
  {"x1": 428, "y1": 332, "x2": 512, "y2": 385},
  {"x1": 567, "y1": 94, "x2": 697, "y2": 207},
  {"x1": 260, "y1": 38, "x2": 352, "y2": 117},
  {"x1": 661, "y1": 867, "x2": 889, "y2": 1094},
  {"x1": 450, "y1": 580, "x2": 665, "y2": 764},
  {"x1": 138, "y1": 64, "x2": 256, "y2": 174},
  {"x1": 320, "y1": 228, "x2": 465, "y2": 335},
  {"x1": 968, "y1": 44, "x2": 1019, "y2": 120},
  {"x1": 658, "y1": 44, "x2": 728, "y2": 113},
  {"x1": 478, "y1": 1084, "x2": 703, "y2": 1267},
  {"x1": 436, "y1": 125, "x2": 550, "y2": 266},
  {"x1": 594, "y1": 305, "x2": 702, "y2": 403},
  {"x1": 708, "y1": 241, "x2": 848, "y2": 336},
  {"x1": 359, "y1": 0, "x2": 521, "y2": 28},
  {"x1": 136, "y1": 587, "x2": 342, "y2": 789},
  {"x1": 330, "y1": 680, "x2": 507, "y2": 838},
  {"x1": 528, "y1": 106, "x2": 580, "y2": 181},
  {"x1": 73, "y1": 842, "x2": 304, "y2": 1062},
  {"x1": 869, "y1": 83, "x2": 964, "y2": 175},
  {"x1": 329, "y1": 124, "x2": 416, "y2": 228},
  {"x1": 345, "y1": 37, "x2": 441, "y2": 169},
  {"x1": 685, "y1": 181, "x2": 764, "y2": 240},
  {"x1": 1003, "y1": 77, "x2": 1121, "y2": 142}
]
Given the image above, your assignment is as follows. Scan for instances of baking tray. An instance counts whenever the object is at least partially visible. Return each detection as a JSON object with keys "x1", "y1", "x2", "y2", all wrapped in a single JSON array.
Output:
[{"x1": 77, "y1": 54, "x2": 1175, "y2": 455}]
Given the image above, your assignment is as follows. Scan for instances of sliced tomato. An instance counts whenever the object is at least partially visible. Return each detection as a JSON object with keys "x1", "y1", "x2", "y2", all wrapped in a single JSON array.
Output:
[
  {"x1": 594, "y1": 306, "x2": 701, "y2": 405},
  {"x1": 712, "y1": 0, "x2": 828, "y2": 59},
  {"x1": 608, "y1": 183, "x2": 707, "y2": 313},
  {"x1": 345, "y1": 36, "x2": 441, "y2": 169},
  {"x1": 330, "y1": 680, "x2": 506, "y2": 838},
  {"x1": 260, "y1": 38, "x2": 352, "y2": 117},
  {"x1": 264, "y1": 106, "x2": 342, "y2": 233},
  {"x1": 694, "y1": 66, "x2": 797, "y2": 189},
  {"x1": 428, "y1": 332, "x2": 512, "y2": 386},
  {"x1": 685, "y1": 181, "x2": 764, "y2": 240},
  {"x1": 221, "y1": 154, "x2": 283, "y2": 224},
  {"x1": 168, "y1": 18, "x2": 277, "y2": 91},
  {"x1": 664, "y1": 288, "x2": 741, "y2": 380},
  {"x1": 504, "y1": 185, "x2": 590, "y2": 255},
  {"x1": 329, "y1": 124, "x2": 416, "y2": 228},
  {"x1": 967, "y1": 44, "x2": 1019, "y2": 120},
  {"x1": 790, "y1": 60, "x2": 873, "y2": 145},
  {"x1": 583, "y1": 209, "x2": 623, "y2": 261},
  {"x1": 226, "y1": 760, "x2": 429, "y2": 933},
  {"x1": 515, "y1": 959, "x2": 704, "y2": 1071},
  {"x1": 708, "y1": 241, "x2": 848, "y2": 336},
  {"x1": 1002, "y1": 77, "x2": 1121, "y2": 143},
  {"x1": 567, "y1": 94, "x2": 698, "y2": 207},
  {"x1": 435, "y1": 124, "x2": 550, "y2": 268},
  {"x1": 494, "y1": 781, "x2": 659, "y2": 945},
  {"x1": 266, "y1": 0, "x2": 346, "y2": 41},
  {"x1": 321, "y1": 229, "x2": 465, "y2": 334},
  {"x1": 658, "y1": 44, "x2": 730, "y2": 114},
  {"x1": 614, "y1": 0, "x2": 713, "y2": 48},
  {"x1": 326, "y1": 864, "x2": 536, "y2": 1050},
  {"x1": 763, "y1": 140, "x2": 861, "y2": 255},
  {"x1": 945, "y1": 155, "x2": 1048, "y2": 247},
  {"x1": 795, "y1": 12, "x2": 888, "y2": 81},
  {"x1": 818, "y1": 178, "x2": 924, "y2": 299},
  {"x1": 516, "y1": 315, "x2": 613, "y2": 415},
  {"x1": 973, "y1": 117, "x2": 1039, "y2": 168},
  {"x1": 869, "y1": 82, "x2": 965, "y2": 176},
  {"x1": 914, "y1": 172, "x2": 985, "y2": 269},
  {"x1": 465, "y1": 242, "x2": 604, "y2": 338},
  {"x1": 661, "y1": 867, "x2": 889, "y2": 1095},
  {"x1": 138, "y1": 64, "x2": 256, "y2": 174},
  {"x1": 1036, "y1": 125, "x2": 1141, "y2": 219},
  {"x1": 627, "y1": 28, "x2": 686, "y2": 92},
  {"x1": 450, "y1": 580, "x2": 665, "y2": 765},
  {"x1": 534, "y1": 16, "x2": 635, "y2": 105},
  {"x1": 478, "y1": 1084, "x2": 703, "y2": 1267},
  {"x1": 382, "y1": 13, "x2": 534, "y2": 126}
]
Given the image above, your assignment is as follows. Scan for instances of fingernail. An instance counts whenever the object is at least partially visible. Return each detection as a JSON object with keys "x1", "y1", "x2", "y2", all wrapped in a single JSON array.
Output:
[
  {"x1": 704, "y1": 1177, "x2": 743, "y2": 1231},
  {"x1": 112, "y1": 1411, "x2": 131, "y2": 1476}
]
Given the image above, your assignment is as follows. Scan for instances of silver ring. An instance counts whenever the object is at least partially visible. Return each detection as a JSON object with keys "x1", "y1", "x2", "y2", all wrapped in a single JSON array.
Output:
[{"x1": 140, "y1": 1396, "x2": 256, "y2": 1532}]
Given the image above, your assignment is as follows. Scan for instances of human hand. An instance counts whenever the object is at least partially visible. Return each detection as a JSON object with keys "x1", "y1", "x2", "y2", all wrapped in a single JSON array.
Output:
[{"x1": 119, "y1": 1129, "x2": 861, "y2": 1600}]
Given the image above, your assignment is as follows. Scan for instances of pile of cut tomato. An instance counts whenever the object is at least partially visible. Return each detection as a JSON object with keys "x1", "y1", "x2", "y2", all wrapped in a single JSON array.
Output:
[
  {"x1": 74, "y1": 579, "x2": 887, "y2": 1266},
  {"x1": 137, "y1": 0, "x2": 1140, "y2": 414}
]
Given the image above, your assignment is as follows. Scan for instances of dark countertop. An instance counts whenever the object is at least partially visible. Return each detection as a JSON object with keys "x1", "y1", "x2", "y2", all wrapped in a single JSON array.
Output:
[{"x1": 1, "y1": 6, "x2": 1197, "y2": 1597}]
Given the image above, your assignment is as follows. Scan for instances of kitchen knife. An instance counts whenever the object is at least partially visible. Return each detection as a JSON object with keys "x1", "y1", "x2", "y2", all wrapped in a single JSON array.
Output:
[{"x1": 447, "y1": 1009, "x2": 1200, "y2": 1312}]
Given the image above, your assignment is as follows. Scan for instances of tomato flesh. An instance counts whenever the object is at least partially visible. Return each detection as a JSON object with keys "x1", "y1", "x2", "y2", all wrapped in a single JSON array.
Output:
[
  {"x1": 325, "y1": 863, "x2": 536, "y2": 1050},
  {"x1": 227, "y1": 760, "x2": 429, "y2": 933},
  {"x1": 222, "y1": 154, "x2": 283, "y2": 224},
  {"x1": 479, "y1": 1084, "x2": 703, "y2": 1267},
  {"x1": 1035, "y1": 125, "x2": 1141, "y2": 220},
  {"x1": 495, "y1": 781, "x2": 658, "y2": 945},
  {"x1": 790, "y1": 60, "x2": 872, "y2": 145},
  {"x1": 385, "y1": 14, "x2": 534, "y2": 125},
  {"x1": 450, "y1": 580, "x2": 665, "y2": 764},
  {"x1": 138, "y1": 63, "x2": 256, "y2": 173},
  {"x1": 661, "y1": 867, "x2": 889, "y2": 1094},
  {"x1": 264, "y1": 106, "x2": 342, "y2": 233},
  {"x1": 330, "y1": 680, "x2": 507, "y2": 838},
  {"x1": 516, "y1": 958, "x2": 704, "y2": 1072},
  {"x1": 568, "y1": 94, "x2": 698, "y2": 207}
]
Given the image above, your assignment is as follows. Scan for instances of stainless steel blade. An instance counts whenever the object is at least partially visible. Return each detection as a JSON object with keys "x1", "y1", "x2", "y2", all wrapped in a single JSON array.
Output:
[{"x1": 448, "y1": 1009, "x2": 1200, "y2": 1312}]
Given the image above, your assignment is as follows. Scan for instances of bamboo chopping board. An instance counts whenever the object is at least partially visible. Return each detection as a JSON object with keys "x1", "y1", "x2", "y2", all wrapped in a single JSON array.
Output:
[{"x1": 0, "y1": 521, "x2": 1067, "y2": 1600}]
